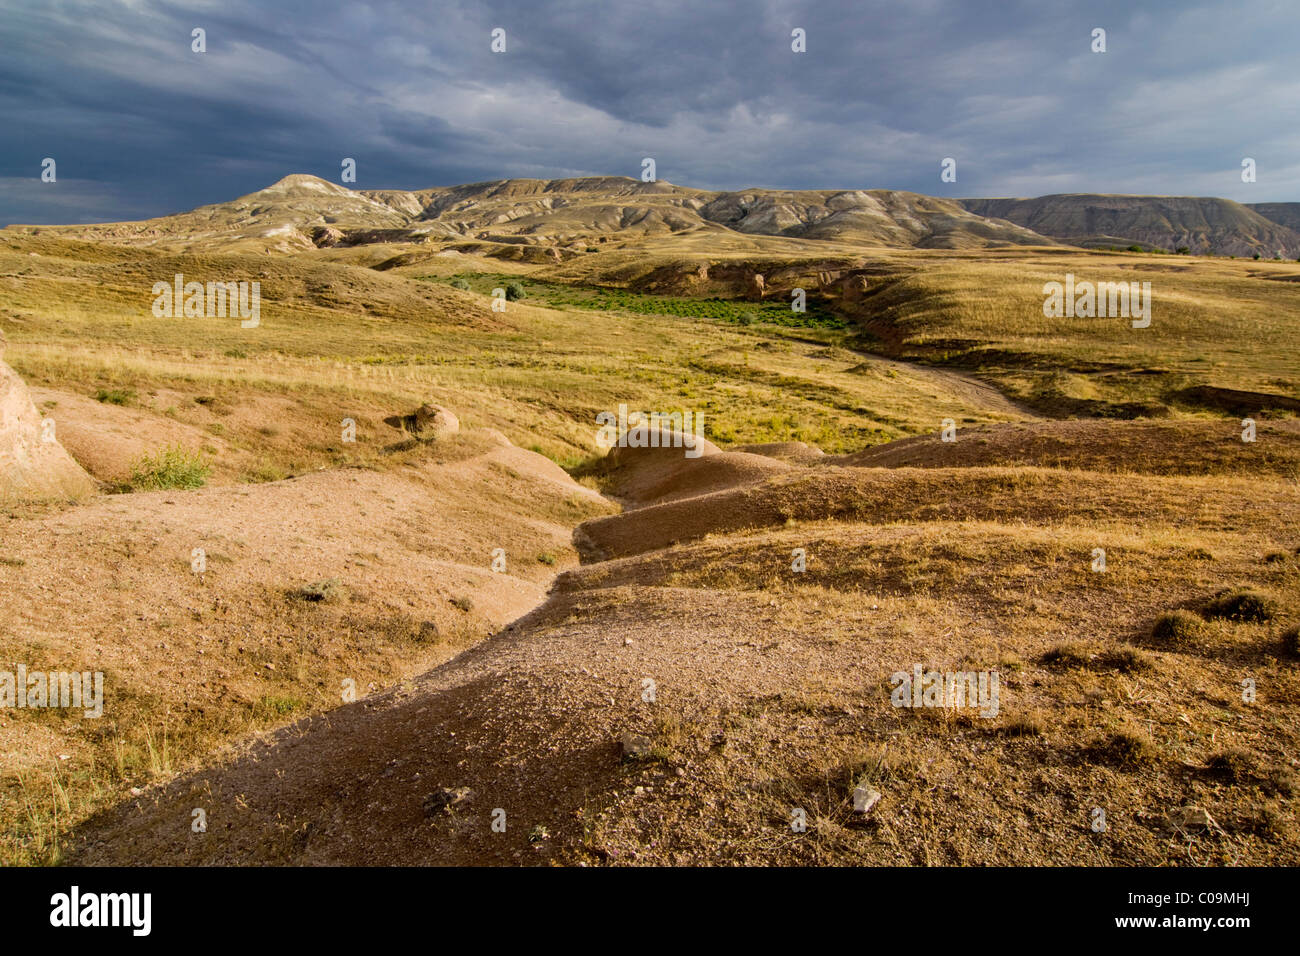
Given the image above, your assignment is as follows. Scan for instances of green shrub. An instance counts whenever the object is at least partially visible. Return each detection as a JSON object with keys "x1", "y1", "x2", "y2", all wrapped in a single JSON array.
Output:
[
  {"x1": 504, "y1": 281, "x2": 526, "y2": 301},
  {"x1": 130, "y1": 444, "x2": 211, "y2": 490},
  {"x1": 95, "y1": 388, "x2": 135, "y2": 405},
  {"x1": 450, "y1": 277, "x2": 471, "y2": 291},
  {"x1": 253, "y1": 695, "x2": 304, "y2": 719}
]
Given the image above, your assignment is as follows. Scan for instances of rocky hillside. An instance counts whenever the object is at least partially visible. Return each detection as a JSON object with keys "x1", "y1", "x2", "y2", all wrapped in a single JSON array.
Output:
[
  {"x1": 11, "y1": 176, "x2": 1299, "y2": 259},
  {"x1": 960, "y1": 194, "x2": 1300, "y2": 258},
  {"x1": 1250, "y1": 203, "x2": 1300, "y2": 234},
  {"x1": 3, "y1": 175, "x2": 1054, "y2": 252}
]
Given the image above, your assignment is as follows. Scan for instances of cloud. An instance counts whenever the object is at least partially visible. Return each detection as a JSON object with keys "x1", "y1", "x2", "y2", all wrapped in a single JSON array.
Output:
[{"x1": 0, "y1": 0, "x2": 1295, "y2": 225}]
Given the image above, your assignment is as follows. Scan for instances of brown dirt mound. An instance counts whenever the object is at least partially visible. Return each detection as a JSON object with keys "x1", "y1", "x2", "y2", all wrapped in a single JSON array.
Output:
[
  {"x1": 0, "y1": 429, "x2": 617, "y2": 849},
  {"x1": 596, "y1": 428, "x2": 797, "y2": 509},
  {"x1": 63, "y1": 587, "x2": 795, "y2": 866},
  {"x1": 0, "y1": 358, "x2": 96, "y2": 504},
  {"x1": 735, "y1": 440, "x2": 826, "y2": 463},
  {"x1": 28, "y1": 387, "x2": 252, "y2": 484},
  {"x1": 829, "y1": 419, "x2": 1300, "y2": 476},
  {"x1": 575, "y1": 465, "x2": 1300, "y2": 561},
  {"x1": 64, "y1": 506, "x2": 1300, "y2": 865}
]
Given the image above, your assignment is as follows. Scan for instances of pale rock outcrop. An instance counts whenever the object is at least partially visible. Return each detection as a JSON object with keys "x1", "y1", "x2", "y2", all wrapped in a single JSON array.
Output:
[
  {"x1": 383, "y1": 403, "x2": 460, "y2": 440},
  {"x1": 0, "y1": 335, "x2": 97, "y2": 503}
]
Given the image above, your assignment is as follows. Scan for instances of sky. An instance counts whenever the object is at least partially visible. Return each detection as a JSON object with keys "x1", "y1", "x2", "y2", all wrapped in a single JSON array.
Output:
[{"x1": 2, "y1": 0, "x2": 1298, "y2": 225}]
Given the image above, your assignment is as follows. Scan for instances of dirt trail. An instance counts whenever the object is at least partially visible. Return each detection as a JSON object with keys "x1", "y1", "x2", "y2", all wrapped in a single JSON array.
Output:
[{"x1": 852, "y1": 348, "x2": 1041, "y2": 418}]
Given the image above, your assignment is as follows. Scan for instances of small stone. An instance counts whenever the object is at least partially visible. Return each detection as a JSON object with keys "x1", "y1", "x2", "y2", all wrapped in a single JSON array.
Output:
[
  {"x1": 1166, "y1": 806, "x2": 1216, "y2": 830},
  {"x1": 852, "y1": 779, "x2": 882, "y2": 815},
  {"x1": 621, "y1": 733, "x2": 652, "y2": 758}
]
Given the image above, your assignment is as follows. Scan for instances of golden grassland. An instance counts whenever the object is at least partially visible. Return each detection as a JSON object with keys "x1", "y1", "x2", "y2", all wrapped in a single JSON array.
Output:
[{"x1": 1, "y1": 226, "x2": 1297, "y2": 865}]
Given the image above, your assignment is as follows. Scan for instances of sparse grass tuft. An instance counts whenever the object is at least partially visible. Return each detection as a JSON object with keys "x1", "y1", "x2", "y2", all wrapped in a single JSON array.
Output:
[
  {"x1": 129, "y1": 444, "x2": 211, "y2": 490},
  {"x1": 1151, "y1": 610, "x2": 1201, "y2": 646},
  {"x1": 294, "y1": 578, "x2": 344, "y2": 603},
  {"x1": 1282, "y1": 625, "x2": 1300, "y2": 658},
  {"x1": 94, "y1": 387, "x2": 135, "y2": 405},
  {"x1": 1042, "y1": 642, "x2": 1093, "y2": 668},
  {"x1": 1087, "y1": 729, "x2": 1157, "y2": 768},
  {"x1": 1103, "y1": 647, "x2": 1152, "y2": 673},
  {"x1": 1202, "y1": 587, "x2": 1279, "y2": 623},
  {"x1": 1000, "y1": 713, "x2": 1046, "y2": 737},
  {"x1": 254, "y1": 695, "x2": 304, "y2": 719},
  {"x1": 1205, "y1": 749, "x2": 1254, "y2": 783}
]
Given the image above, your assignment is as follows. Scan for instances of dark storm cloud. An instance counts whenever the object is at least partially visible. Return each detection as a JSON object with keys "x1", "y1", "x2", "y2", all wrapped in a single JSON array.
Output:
[{"x1": 1, "y1": 0, "x2": 1296, "y2": 224}]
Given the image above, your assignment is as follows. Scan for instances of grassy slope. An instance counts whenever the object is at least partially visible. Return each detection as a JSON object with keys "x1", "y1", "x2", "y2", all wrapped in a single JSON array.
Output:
[
  {"x1": 2, "y1": 226, "x2": 1298, "y2": 865},
  {"x1": 840, "y1": 249, "x2": 1300, "y2": 415}
]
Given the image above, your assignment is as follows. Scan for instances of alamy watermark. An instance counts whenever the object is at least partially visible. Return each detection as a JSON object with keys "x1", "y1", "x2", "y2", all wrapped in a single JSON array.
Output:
[
  {"x1": 1043, "y1": 274, "x2": 1150, "y2": 328},
  {"x1": 152, "y1": 273, "x2": 260, "y2": 328},
  {"x1": 890, "y1": 664, "x2": 999, "y2": 718},
  {"x1": 596, "y1": 404, "x2": 706, "y2": 458},
  {"x1": 50, "y1": 886, "x2": 150, "y2": 936},
  {"x1": 1, "y1": 667, "x2": 103, "y2": 718}
]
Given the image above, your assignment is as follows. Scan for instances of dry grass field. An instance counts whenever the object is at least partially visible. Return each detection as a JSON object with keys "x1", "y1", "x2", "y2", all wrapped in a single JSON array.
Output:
[{"x1": 1, "y1": 177, "x2": 1297, "y2": 866}]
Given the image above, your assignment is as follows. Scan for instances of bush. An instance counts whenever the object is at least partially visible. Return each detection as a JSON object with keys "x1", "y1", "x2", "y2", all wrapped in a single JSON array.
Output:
[
  {"x1": 1206, "y1": 749, "x2": 1254, "y2": 783},
  {"x1": 295, "y1": 578, "x2": 343, "y2": 603},
  {"x1": 450, "y1": 277, "x2": 471, "y2": 290},
  {"x1": 1202, "y1": 587, "x2": 1279, "y2": 623},
  {"x1": 130, "y1": 444, "x2": 211, "y2": 490},
  {"x1": 1042, "y1": 643, "x2": 1093, "y2": 668},
  {"x1": 254, "y1": 695, "x2": 303, "y2": 718},
  {"x1": 1000, "y1": 714, "x2": 1045, "y2": 737},
  {"x1": 504, "y1": 281, "x2": 526, "y2": 301},
  {"x1": 1103, "y1": 647, "x2": 1152, "y2": 673},
  {"x1": 95, "y1": 388, "x2": 135, "y2": 406},
  {"x1": 1088, "y1": 730, "x2": 1157, "y2": 767},
  {"x1": 1151, "y1": 610, "x2": 1201, "y2": 645}
]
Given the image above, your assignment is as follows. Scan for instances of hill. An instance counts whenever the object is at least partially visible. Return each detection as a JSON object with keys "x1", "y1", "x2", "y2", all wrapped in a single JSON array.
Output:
[
  {"x1": 1250, "y1": 202, "x2": 1300, "y2": 234},
  {"x1": 14, "y1": 177, "x2": 1300, "y2": 261},
  {"x1": 959, "y1": 194, "x2": 1300, "y2": 258},
  {"x1": 4, "y1": 175, "x2": 1054, "y2": 254}
]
